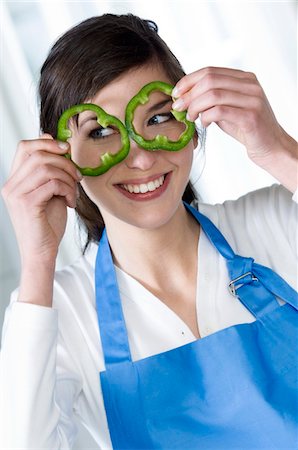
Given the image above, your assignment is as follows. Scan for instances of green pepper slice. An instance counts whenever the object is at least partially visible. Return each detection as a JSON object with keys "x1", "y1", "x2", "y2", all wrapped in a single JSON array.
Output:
[
  {"x1": 56, "y1": 104, "x2": 130, "y2": 176},
  {"x1": 125, "y1": 81, "x2": 195, "y2": 151}
]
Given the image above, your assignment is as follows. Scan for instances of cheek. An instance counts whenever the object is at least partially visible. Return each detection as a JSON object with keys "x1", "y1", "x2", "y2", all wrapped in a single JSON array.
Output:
[
  {"x1": 169, "y1": 145, "x2": 194, "y2": 173},
  {"x1": 184, "y1": 146, "x2": 194, "y2": 167},
  {"x1": 80, "y1": 177, "x2": 108, "y2": 206}
]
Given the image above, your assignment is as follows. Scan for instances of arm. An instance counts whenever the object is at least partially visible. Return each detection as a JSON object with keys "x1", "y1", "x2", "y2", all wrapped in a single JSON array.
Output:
[
  {"x1": 215, "y1": 184, "x2": 298, "y2": 289},
  {"x1": 1, "y1": 135, "x2": 83, "y2": 447},
  {"x1": 172, "y1": 66, "x2": 298, "y2": 193},
  {"x1": 0, "y1": 298, "x2": 82, "y2": 448},
  {"x1": 1, "y1": 134, "x2": 82, "y2": 307}
]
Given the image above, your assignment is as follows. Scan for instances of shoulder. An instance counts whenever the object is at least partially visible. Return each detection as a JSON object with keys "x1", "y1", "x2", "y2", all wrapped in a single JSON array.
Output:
[
  {"x1": 193, "y1": 184, "x2": 297, "y2": 286},
  {"x1": 195, "y1": 183, "x2": 295, "y2": 223}
]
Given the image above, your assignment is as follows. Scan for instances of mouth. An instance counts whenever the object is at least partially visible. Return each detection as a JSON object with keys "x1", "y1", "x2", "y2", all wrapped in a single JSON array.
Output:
[{"x1": 114, "y1": 172, "x2": 172, "y2": 201}]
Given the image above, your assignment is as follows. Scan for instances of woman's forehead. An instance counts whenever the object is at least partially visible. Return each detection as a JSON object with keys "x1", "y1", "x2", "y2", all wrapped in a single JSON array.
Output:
[{"x1": 89, "y1": 65, "x2": 172, "y2": 110}]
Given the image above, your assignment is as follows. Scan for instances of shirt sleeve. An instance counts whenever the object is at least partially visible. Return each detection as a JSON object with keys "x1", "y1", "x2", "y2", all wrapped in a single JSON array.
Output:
[
  {"x1": 228, "y1": 184, "x2": 297, "y2": 256},
  {"x1": 196, "y1": 183, "x2": 297, "y2": 294},
  {"x1": 0, "y1": 292, "x2": 82, "y2": 449},
  {"x1": 214, "y1": 184, "x2": 297, "y2": 289}
]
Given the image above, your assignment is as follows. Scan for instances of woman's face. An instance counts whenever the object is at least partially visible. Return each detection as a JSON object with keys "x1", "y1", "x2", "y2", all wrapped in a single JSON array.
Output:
[{"x1": 73, "y1": 64, "x2": 196, "y2": 230}]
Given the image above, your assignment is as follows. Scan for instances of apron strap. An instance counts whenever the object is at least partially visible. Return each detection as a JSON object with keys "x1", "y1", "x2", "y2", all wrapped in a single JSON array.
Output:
[
  {"x1": 185, "y1": 203, "x2": 298, "y2": 316},
  {"x1": 95, "y1": 229, "x2": 132, "y2": 368}
]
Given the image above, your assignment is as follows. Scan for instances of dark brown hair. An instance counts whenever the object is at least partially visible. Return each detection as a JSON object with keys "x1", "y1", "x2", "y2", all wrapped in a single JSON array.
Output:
[{"x1": 39, "y1": 14, "x2": 202, "y2": 250}]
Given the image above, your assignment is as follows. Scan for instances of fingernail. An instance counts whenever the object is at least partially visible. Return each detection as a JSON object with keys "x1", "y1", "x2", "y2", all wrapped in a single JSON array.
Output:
[
  {"x1": 57, "y1": 141, "x2": 69, "y2": 151},
  {"x1": 76, "y1": 185, "x2": 80, "y2": 198},
  {"x1": 172, "y1": 86, "x2": 180, "y2": 98},
  {"x1": 186, "y1": 112, "x2": 191, "y2": 121},
  {"x1": 172, "y1": 98, "x2": 185, "y2": 111}
]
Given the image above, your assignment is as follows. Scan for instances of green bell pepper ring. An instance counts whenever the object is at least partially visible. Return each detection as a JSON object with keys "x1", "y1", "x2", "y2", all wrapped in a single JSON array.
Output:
[
  {"x1": 56, "y1": 104, "x2": 130, "y2": 176},
  {"x1": 125, "y1": 81, "x2": 196, "y2": 151}
]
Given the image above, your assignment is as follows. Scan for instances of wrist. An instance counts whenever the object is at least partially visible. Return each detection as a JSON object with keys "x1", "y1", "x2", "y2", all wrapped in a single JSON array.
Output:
[
  {"x1": 255, "y1": 131, "x2": 298, "y2": 193},
  {"x1": 21, "y1": 257, "x2": 56, "y2": 273},
  {"x1": 18, "y1": 261, "x2": 56, "y2": 307}
]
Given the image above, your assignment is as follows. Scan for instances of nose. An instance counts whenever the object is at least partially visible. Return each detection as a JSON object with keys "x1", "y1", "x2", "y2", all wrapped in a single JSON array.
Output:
[{"x1": 124, "y1": 139, "x2": 157, "y2": 171}]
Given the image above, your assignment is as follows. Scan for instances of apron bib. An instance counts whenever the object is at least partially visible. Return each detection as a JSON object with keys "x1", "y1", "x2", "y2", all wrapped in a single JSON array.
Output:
[{"x1": 95, "y1": 203, "x2": 298, "y2": 449}]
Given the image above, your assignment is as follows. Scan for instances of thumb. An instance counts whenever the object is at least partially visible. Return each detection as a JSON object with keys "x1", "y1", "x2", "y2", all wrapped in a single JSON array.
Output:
[{"x1": 39, "y1": 133, "x2": 54, "y2": 140}]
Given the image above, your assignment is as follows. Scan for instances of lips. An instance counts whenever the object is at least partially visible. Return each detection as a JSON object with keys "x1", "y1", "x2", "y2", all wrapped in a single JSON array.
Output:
[
  {"x1": 116, "y1": 172, "x2": 168, "y2": 186},
  {"x1": 114, "y1": 172, "x2": 172, "y2": 201},
  {"x1": 120, "y1": 174, "x2": 165, "y2": 194}
]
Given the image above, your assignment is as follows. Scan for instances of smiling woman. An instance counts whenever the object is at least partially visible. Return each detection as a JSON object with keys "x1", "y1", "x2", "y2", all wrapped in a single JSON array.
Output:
[{"x1": 0, "y1": 11, "x2": 298, "y2": 450}]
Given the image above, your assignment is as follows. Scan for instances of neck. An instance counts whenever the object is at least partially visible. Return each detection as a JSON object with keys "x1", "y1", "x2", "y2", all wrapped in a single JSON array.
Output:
[{"x1": 102, "y1": 202, "x2": 200, "y2": 290}]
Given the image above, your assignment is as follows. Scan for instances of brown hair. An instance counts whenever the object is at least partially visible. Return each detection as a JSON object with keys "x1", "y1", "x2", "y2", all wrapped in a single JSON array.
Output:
[{"x1": 39, "y1": 14, "x2": 202, "y2": 251}]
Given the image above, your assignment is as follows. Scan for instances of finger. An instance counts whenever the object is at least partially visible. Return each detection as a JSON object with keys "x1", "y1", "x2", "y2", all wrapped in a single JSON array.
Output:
[
  {"x1": 4, "y1": 165, "x2": 78, "y2": 211},
  {"x1": 199, "y1": 105, "x2": 258, "y2": 143},
  {"x1": 37, "y1": 179, "x2": 77, "y2": 209},
  {"x1": 183, "y1": 73, "x2": 262, "y2": 104},
  {"x1": 40, "y1": 133, "x2": 55, "y2": 139},
  {"x1": 200, "y1": 105, "x2": 241, "y2": 127},
  {"x1": 14, "y1": 177, "x2": 77, "y2": 210},
  {"x1": 172, "y1": 79, "x2": 261, "y2": 115},
  {"x1": 173, "y1": 67, "x2": 257, "y2": 98},
  {"x1": 11, "y1": 165, "x2": 78, "y2": 200},
  {"x1": 9, "y1": 149, "x2": 82, "y2": 189},
  {"x1": 185, "y1": 90, "x2": 261, "y2": 122},
  {"x1": 10, "y1": 137, "x2": 70, "y2": 177}
]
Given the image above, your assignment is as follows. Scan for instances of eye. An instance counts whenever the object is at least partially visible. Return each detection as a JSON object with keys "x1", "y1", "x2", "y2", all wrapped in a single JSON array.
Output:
[
  {"x1": 148, "y1": 113, "x2": 174, "y2": 126},
  {"x1": 89, "y1": 126, "x2": 117, "y2": 139}
]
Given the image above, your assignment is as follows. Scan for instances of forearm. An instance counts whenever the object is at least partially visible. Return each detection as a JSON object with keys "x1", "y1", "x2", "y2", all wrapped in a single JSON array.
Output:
[
  {"x1": 18, "y1": 260, "x2": 56, "y2": 307},
  {"x1": 0, "y1": 303, "x2": 59, "y2": 447},
  {"x1": 0, "y1": 302, "x2": 79, "y2": 448},
  {"x1": 256, "y1": 131, "x2": 298, "y2": 194}
]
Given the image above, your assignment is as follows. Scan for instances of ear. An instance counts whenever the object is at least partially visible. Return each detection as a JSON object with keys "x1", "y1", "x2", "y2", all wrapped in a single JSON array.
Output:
[{"x1": 192, "y1": 130, "x2": 199, "y2": 149}]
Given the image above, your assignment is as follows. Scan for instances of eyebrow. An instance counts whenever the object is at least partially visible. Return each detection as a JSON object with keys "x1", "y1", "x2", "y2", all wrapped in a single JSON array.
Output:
[
  {"x1": 77, "y1": 98, "x2": 173, "y2": 129},
  {"x1": 145, "y1": 98, "x2": 172, "y2": 114},
  {"x1": 78, "y1": 114, "x2": 98, "y2": 129}
]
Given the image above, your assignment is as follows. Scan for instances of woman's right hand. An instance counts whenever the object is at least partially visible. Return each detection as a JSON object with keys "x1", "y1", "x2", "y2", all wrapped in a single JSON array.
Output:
[{"x1": 1, "y1": 134, "x2": 82, "y2": 268}]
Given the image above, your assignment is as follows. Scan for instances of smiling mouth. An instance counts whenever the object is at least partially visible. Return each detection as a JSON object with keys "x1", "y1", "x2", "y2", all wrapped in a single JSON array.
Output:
[{"x1": 117, "y1": 172, "x2": 169, "y2": 194}]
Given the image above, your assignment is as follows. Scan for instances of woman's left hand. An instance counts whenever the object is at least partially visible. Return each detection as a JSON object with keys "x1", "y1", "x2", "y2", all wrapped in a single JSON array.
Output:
[{"x1": 172, "y1": 67, "x2": 297, "y2": 192}]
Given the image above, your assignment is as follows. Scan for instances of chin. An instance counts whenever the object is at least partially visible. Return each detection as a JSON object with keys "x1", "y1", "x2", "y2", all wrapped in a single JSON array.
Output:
[
  {"x1": 114, "y1": 200, "x2": 182, "y2": 231},
  {"x1": 86, "y1": 178, "x2": 186, "y2": 231}
]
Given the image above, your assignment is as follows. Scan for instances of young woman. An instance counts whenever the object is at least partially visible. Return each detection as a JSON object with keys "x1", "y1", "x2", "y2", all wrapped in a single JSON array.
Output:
[{"x1": 1, "y1": 14, "x2": 297, "y2": 449}]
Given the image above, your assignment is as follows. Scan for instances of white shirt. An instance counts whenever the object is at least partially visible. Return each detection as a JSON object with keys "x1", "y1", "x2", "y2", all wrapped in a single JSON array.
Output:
[{"x1": 0, "y1": 184, "x2": 297, "y2": 449}]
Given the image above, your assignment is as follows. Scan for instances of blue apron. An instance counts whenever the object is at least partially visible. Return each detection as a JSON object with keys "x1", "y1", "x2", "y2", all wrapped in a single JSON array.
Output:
[{"x1": 95, "y1": 202, "x2": 298, "y2": 449}]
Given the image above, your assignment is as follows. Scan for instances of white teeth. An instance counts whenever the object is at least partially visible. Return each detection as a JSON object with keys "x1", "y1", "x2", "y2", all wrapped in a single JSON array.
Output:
[
  {"x1": 154, "y1": 178, "x2": 160, "y2": 188},
  {"x1": 148, "y1": 181, "x2": 156, "y2": 191},
  {"x1": 122, "y1": 175, "x2": 166, "y2": 194}
]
